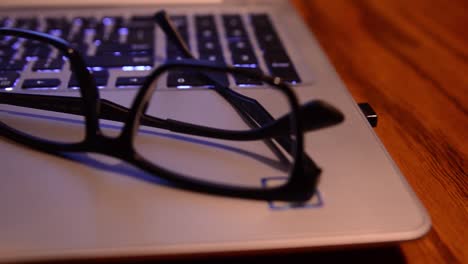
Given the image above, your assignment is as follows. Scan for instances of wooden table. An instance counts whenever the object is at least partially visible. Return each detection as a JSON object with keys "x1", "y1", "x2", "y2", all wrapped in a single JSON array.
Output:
[{"x1": 288, "y1": 0, "x2": 467, "y2": 263}]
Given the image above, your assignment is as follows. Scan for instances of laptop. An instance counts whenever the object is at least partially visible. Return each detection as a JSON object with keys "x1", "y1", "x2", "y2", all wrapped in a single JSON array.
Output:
[{"x1": 0, "y1": 0, "x2": 430, "y2": 262}]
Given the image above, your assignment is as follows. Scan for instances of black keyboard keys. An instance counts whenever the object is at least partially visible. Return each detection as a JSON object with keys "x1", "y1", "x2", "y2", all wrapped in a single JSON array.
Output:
[
  {"x1": 127, "y1": 26, "x2": 154, "y2": 45},
  {"x1": 166, "y1": 15, "x2": 219, "y2": 88},
  {"x1": 233, "y1": 68, "x2": 262, "y2": 86},
  {"x1": 22, "y1": 79, "x2": 61, "y2": 89},
  {"x1": 0, "y1": 47, "x2": 14, "y2": 58},
  {"x1": 85, "y1": 55, "x2": 153, "y2": 68},
  {"x1": 69, "y1": 70, "x2": 109, "y2": 88},
  {"x1": 195, "y1": 15, "x2": 224, "y2": 62},
  {"x1": 129, "y1": 15, "x2": 154, "y2": 27},
  {"x1": 167, "y1": 15, "x2": 229, "y2": 88},
  {"x1": 0, "y1": 72, "x2": 19, "y2": 90},
  {"x1": 102, "y1": 16, "x2": 124, "y2": 43},
  {"x1": 231, "y1": 51, "x2": 258, "y2": 66},
  {"x1": 96, "y1": 43, "x2": 153, "y2": 56},
  {"x1": 250, "y1": 14, "x2": 301, "y2": 83},
  {"x1": 263, "y1": 52, "x2": 300, "y2": 83},
  {"x1": 167, "y1": 70, "x2": 228, "y2": 88},
  {"x1": 0, "y1": 13, "x2": 299, "y2": 92},
  {"x1": 166, "y1": 16, "x2": 189, "y2": 60},
  {"x1": 15, "y1": 18, "x2": 39, "y2": 30},
  {"x1": 116, "y1": 76, "x2": 146, "y2": 87},
  {"x1": 222, "y1": 15, "x2": 258, "y2": 66},
  {"x1": 22, "y1": 44, "x2": 52, "y2": 59},
  {"x1": 45, "y1": 17, "x2": 71, "y2": 39},
  {"x1": 82, "y1": 15, "x2": 155, "y2": 69},
  {"x1": 222, "y1": 15, "x2": 260, "y2": 85},
  {"x1": 32, "y1": 58, "x2": 65, "y2": 71},
  {"x1": 0, "y1": 59, "x2": 27, "y2": 71}
]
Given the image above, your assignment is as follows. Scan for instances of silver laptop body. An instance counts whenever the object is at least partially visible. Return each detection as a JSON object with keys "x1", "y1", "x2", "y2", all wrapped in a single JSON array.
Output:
[{"x1": 0, "y1": 0, "x2": 430, "y2": 262}]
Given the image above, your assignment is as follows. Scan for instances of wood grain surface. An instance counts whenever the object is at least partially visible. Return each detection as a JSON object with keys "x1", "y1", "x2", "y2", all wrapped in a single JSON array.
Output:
[{"x1": 289, "y1": 0, "x2": 467, "y2": 263}]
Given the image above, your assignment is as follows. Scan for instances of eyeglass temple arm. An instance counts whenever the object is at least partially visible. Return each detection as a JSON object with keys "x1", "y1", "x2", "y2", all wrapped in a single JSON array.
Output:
[
  {"x1": 154, "y1": 11, "x2": 345, "y2": 130},
  {"x1": 0, "y1": 92, "x2": 342, "y2": 140},
  {"x1": 153, "y1": 10, "x2": 264, "y2": 126},
  {"x1": 154, "y1": 11, "x2": 273, "y2": 122},
  {"x1": 154, "y1": 11, "x2": 328, "y2": 174},
  {"x1": 153, "y1": 12, "x2": 289, "y2": 132},
  {"x1": 154, "y1": 11, "x2": 193, "y2": 59},
  {"x1": 154, "y1": 10, "x2": 259, "y2": 134},
  {"x1": 153, "y1": 11, "x2": 344, "y2": 132}
]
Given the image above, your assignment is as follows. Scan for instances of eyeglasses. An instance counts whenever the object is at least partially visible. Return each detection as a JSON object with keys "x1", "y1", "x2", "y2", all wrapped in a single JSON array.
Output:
[{"x1": 0, "y1": 11, "x2": 343, "y2": 201}]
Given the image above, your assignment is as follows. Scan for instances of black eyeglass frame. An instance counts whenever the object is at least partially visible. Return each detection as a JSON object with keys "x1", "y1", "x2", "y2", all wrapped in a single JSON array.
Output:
[{"x1": 0, "y1": 26, "x2": 337, "y2": 201}]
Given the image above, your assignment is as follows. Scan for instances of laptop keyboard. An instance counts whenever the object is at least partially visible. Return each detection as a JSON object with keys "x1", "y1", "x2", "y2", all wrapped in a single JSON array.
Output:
[{"x1": 0, "y1": 13, "x2": 301, "y2": 91}]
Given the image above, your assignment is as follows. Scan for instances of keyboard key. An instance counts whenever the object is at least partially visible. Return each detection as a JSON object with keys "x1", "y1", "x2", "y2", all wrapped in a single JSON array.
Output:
[
  {"x1": 223, "y1": 15, "x2": 248, "y2": 39},
  {"x1": 106, "y1": 28, "x2": 122, "y2": 44},
  {"x1": 32, "y1": 58, "x2": 64, "y2": 71},
  {"x1": 0, "y1": 72, "x2": 19, "y2": 89},
  {"x1": 15, "y1": 18, "x2": 39, "y2": 30},
  {"x1": 167, "y1": 71, "x2": 228, "y2": 88},
  {"x1": 68, "y1": 30, "x2": 87, "y2": 44},
  {"x1": 0, "y1": 48, "x2": 15, "y2": 58},
  {"x1": 253, "y1": 18, "x2": 287, "y2": 50},
  {"x1": 250, "y1": 13, "x2": 301, "y2": 83},
  {"x1": 103, "y1": 16, "x2": 124, "y2": 27},
  {"x1": 101, "y1": 17, "x2": 124, "y2": 42},
  {"x1": 130, "y1": 15, "x2": 154, "y2": 24},
  {"x1": 45, "y1": 17, "x2": 71, "y2": 38},
  {"x1": 22, "y1": 45, "x2": 52, "y2": 58},
  {"x1": 0, "y1": 57, "x2": 6, "y2": 66},
  {"x1": 166, "y1": 49, "x2": 187, "y2": 60},
  {"x1": 116, "y1": 76, "x2": 146, "y2": 87},
  {"x1": 222, "y1": 15, "x2": 243, "y2": 29},
  {"x1": 127, "y1": 27, "x2": 154, "y2": 44},
  {"x1": 77, "y1": 17, "x2": 100, "y2": 29},
  {"x1": 233, "y1": 67, "x2": 263, "y2": 85},
  {"x1": 166, "y1": 16, "x2": 189, "y2": 58},
  {"x1": 197, "y1": 39, "x2": 222, "y2": 54},
  {"x1": 199, "y1": 52, "x2": 225, "y2": 63},
  {"x1": 69, "y1": 70, "x2": 109, "y2": 88},
  {"x1": 268, "y1": 67, "x2": 300, "y2": 83},
  {"x1": 130, "y1": 16, "x2": 152, "y2": 21},
  {"x1": 251, "y1": 15, "x2": 284, "y2": 51},
  {"x1": 264, "y1": 53, "x2": 301, "y2": 83},
  {"x1": 222, "y1": 14, "x2": 259, "y2": 69},
  {"x1": 256, "y1": 32, "x2": 283, "y2": 52},
  {"x1": 231, "y1": 51, "x2": 258, "y2": 66},
  {"x1": 0, "y1": 59, "x2": 27, "y2": 71},
  {"x1": 169, "y1": 16, "x2": 188, "y2": 29},
  {"x1": 195, "y1": 15, "x2": 224, "y2": 65},
  {"x1": 198, "y1": 28, "x2": 217, "y2": 39},
  {"x1": 195, "y1": 15, "x2": 216, "y2": 29},
  {"x1": 85, "y1": 55, "x2": 153, "y2": 68},
  {"x1": 96, "y1": 43, "x2": 153, "y2": 56},
  {"x1": 72, "y1": 17, "x2": 105, "y2": 41},
  {"x1": 22, "y1": 78, "x2": 61, "y2": 89},
  {"x1": 225, "y1": 27, "x2": 248, "y2": 39},
  {"x1": 0, "y1": 36, "x2": 18, "y2": 48},
  {"x1": 228, "y1": 39, "x2": 253, "y2": 52},
  {"x1": 168, "y1": 71, "x2": 203, "y2": 87},
  {"x1": 45, "y1": 17, "x2": 70, "y2": 29}
]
